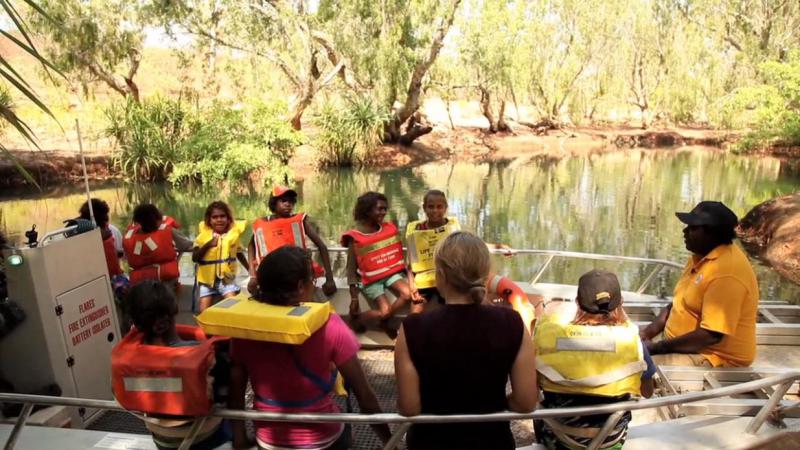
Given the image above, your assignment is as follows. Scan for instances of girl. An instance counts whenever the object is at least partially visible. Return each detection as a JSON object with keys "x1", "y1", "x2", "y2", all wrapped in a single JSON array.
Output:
[
  {"x1": 533, "y1": 270, "x2": 655, "y2": 450},
  {"x1": 229, "y1": 246, "x2": 391, "y2": 450},
  {"x1": 395, "y1": 232, "x2": 538, "y2": 450},
  {"x1": 193, "y1": 201, "x2": 248, "y2": 312},
  {"x1": 341, "y1": 192, "x2": 413, "y2": 333},
  {"x1": 123, "y1": 204, "x2": 193, "y2": 288},
  {"x1": 405, "y1": 189, "x2": 460, "y2": 311},
  {"x1": 247, "y1": 186, "x2": 337, "y2": 297}
]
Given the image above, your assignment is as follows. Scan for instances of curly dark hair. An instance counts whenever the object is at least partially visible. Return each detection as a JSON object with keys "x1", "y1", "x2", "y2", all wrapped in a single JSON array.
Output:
[
  {"x1": 126, "y1": 280, "x2": 178, "y2": 339},
  {"x1": 268, "y1": 192, "x2": 298, "y2": 213},
  {"x1": 132, "y1": 204, "x2": 163, "y2": 233},
  {"x1": 353, "y1": 191, "x2": 388, "y2": 222},
  {"x1": 79, "y1": 198, "x2": 111, "y2": 227},
  {"x1": 256, "y1": 246, "x2": 313, "y2": 306},
  {"x1": 204, "y1": 201, "x2": 234, "y2": 228}
]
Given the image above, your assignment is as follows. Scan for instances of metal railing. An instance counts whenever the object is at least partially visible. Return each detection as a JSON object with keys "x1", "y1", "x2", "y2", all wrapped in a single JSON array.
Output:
[
  {"x1": 2, "y1": 370, "x2": 798, "y2": 450},
  {"x1": 324, "y1": 246, "x2": 684, "y2": 294}
]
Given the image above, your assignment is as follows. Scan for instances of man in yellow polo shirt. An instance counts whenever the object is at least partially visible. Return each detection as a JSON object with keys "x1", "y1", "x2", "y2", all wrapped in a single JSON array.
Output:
[{"x1": 639, "y1": 201, "x2": 758, "y2": 367}]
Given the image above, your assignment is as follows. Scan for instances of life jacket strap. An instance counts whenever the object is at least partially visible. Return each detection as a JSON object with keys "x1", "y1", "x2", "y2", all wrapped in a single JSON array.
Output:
[
  {"x1": 543, "y1": 418, "x2": 626, "y2": 448},
  {"x1": 537, "y1": 359, "x2": 647, "y2": 388},
  {"x1": 254, "y1": 348, "x2": 337, "y2": 409},
  {"x1": 197, "y1": 257, "x2": 237, "y2": 266}
]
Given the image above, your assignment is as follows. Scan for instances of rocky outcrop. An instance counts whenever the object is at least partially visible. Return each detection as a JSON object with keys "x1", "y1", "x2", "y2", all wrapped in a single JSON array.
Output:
[{"x1": 738, "y1": 193, "x2": 800, "y2": 285}]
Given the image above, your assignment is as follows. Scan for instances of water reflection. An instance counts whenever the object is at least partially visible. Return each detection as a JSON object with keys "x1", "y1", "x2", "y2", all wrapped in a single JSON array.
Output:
[{"x1": 2, "y1": 148, "x2": 798, "y2": 301}]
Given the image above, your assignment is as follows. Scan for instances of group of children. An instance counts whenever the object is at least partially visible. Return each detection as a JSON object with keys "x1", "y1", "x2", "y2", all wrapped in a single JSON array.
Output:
[{"x1": 105, "y1": 186, "x2": 465, "y2": 330}]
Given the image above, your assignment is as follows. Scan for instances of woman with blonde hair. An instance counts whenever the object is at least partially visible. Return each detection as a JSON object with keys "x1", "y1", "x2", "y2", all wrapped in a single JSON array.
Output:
[{"x1": 395, "y1": 231, "x2": 538, "y2": 450}]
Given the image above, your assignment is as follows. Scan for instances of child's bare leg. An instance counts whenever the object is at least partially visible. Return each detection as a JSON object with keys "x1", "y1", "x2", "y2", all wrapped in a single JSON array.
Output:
[
  {"x1": 358, "y1": 295, "x2": 392, "y2": 326},
  {"x1": 198, "y1": 295, "x2": 214, "y2": 312},
  {"x1": 388, "y1": 279, "x2": 414, "y2": 315}
]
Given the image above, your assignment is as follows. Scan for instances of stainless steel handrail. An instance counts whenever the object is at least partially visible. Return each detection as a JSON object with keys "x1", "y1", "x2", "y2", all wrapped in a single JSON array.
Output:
[
  {"x1": 2, "y1": 370, "x2": 798, "y2": 449},
  {"x1": 321, "y1": 246, "x2": 683, "y2": 293}
]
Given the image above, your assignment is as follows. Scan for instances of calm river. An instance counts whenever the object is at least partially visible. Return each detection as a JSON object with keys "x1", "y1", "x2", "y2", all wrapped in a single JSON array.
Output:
[{"x1": 3, "y1": 148, "x2": 799, "y2": 301}]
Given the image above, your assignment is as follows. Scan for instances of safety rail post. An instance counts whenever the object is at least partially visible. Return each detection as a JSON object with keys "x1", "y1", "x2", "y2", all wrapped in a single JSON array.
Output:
[
  {"x1": 635, "y1": 265, "x2": 663, "y2": 294},
  {"x1": 3, "y1": 403, "x2": 33, "y2": 450},
  {"x1": 586, "y1": 410, "x2": 625, "y2": 450},
  {"x1": 177, "y1": 416, "x2": 208, "y2": 450},
  {"x1": 745, "y1": 380, "x2": 794, "y2": 434},
  {"x1": 530, "y1": 254, "x2": 556, "y2": 285},
  {"x1": 382, "y1": 422, "x2": 411, "y2": 450}
]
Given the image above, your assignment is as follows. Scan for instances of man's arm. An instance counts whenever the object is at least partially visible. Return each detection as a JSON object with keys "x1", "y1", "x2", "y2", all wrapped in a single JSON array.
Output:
[
  {"x1": 640, "y1": 304, "x2": 672, "y2": 341},
  {"x1": 647, "y1": 327, "x2": 723, "y2": 355}
]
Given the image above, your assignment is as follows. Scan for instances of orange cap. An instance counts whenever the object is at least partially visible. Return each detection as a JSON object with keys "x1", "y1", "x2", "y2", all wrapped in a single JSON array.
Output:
[{"x1": 271, "y1": 186, "x2": 297, "y2": 198}]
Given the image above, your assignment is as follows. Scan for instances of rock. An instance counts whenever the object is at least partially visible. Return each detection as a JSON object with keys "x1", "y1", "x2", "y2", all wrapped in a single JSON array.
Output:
[{"x1": 738, "y1": 193, "x2": 800, "y2": 285}]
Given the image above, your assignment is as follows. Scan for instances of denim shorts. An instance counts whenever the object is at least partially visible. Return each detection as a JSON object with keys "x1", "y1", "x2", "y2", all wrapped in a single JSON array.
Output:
[
  {"x1": 198, "y1": 279, "x2": 241, "y2": 298},
  {"x1": 358, "y1": 272, "x2": 405, "y2": 301}
]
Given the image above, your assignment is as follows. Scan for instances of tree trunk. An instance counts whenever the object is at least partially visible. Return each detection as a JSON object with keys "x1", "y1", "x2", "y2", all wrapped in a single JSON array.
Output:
[
  {"x1": 480, "y1": 87, "x2": 497, "y2": 133},
  {"x1": 496, "y1": 99, "x2": 510, "y2": 132},
  {"x1": 384, "y1": 0, "x2": 462, "y2": 145},
  {"x1": 289, "y1": 91, "x2": 313, "y2": 130}
]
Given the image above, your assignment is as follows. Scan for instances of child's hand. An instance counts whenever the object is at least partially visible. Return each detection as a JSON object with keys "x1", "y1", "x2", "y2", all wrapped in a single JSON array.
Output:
[
  {"x1": 411, "y1": 289, "x2": 424, "y2": 303},
  {"x1": 495, "y1": 243, "x2": 514, "y2": 257},
  {"x1": 206, "y1": 235, "x2": 219, "y2": 248},
  {"x1": 247, "y1": 278, "x2": 259, "y2": 296},
  {"x1": 349, "y1": 297, "x2": 361, "y2": 316},
  {"x1": 322, "y1": 279, "x2": 337, "y2": 297}
]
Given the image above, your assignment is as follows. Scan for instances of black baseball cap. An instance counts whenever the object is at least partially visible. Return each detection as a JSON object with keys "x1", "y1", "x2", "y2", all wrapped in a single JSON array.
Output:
[
  {"x1": 675, "y1": 201, "x2": 738, "y2": 229},
  {"x1": 577, "y1": 269, "x2": 622, "y2": 314}
]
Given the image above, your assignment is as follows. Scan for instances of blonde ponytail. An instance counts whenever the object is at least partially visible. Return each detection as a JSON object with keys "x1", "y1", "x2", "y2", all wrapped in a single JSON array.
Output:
[{"x1": 435, "y1": 232, "x2": 491, "y2": 304}]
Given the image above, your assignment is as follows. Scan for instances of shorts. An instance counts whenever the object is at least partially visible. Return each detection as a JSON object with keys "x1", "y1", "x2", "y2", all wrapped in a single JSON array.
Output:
[
  {"x1": 358, "y1": 272, "x2": 405, "y2": 301},
  {"x1": 198, "y1": 279, "x2": 241, "y2": 298}
]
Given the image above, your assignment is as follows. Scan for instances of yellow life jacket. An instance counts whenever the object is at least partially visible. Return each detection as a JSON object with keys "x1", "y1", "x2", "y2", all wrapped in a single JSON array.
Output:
[
  {"x1": 534, "y1": 313, "x2": 645, "y2": 397},
  {"x1": 195, "y1": 220, "x2": 247, "y2": 286},
  {"x1": 196, "y1": 293, "x2": 346, "y2": 396},
  {"x1": 405, "y1": 217, "x2": 461, "y2": 289}
]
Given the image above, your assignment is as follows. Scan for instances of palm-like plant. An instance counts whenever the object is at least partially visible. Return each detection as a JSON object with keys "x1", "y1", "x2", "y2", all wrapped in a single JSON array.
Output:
[{"x1": 0, "y1": 0, "x2": 64, "y2": 187}]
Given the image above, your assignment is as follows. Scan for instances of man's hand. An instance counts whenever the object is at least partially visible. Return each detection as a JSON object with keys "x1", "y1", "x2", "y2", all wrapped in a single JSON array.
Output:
[
  {"x1": 322, "y1": 279, "x2": 337, "y2": 297},
  {"x1": 643, "y1": 339, "x2": 655, "y2": 353}
]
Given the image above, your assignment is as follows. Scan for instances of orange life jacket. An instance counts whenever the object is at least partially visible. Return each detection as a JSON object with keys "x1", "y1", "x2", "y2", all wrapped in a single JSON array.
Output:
[
  {"x1": 252, "y1": 214, "x2": 324, "y2": 277},
  {"x1": 111, "y1": 325, "x2": 226, "y2": 416},
  {"x1": 123, "y1": 223, "x2": 179, "y2": 285},
  {"x1": 341, "y1": 222, "x2": 405, "y2": 285},
  {"x1": 103, "y1": 231, "x2": 123, "y2": 277}
]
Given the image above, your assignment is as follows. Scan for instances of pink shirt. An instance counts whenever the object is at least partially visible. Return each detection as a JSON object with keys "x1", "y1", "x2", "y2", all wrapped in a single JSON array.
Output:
[{"x1": 231, "y1": 314, "x2": 360, "y2": 448}]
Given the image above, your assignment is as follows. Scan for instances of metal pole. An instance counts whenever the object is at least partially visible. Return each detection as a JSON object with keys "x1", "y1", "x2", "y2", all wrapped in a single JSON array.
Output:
[
  {"x1": 4, "y1": 403, "x2": 33, "y2": 450},
  {"x1": 75, "y1": 118, "x2": 95, "y2": 226},
  {"x1": 745, "y1": 380, "x2": 793, "y2": 434},
  {"x1": 177, "y1": 416, "x2": 208, "y2": 450},
  {"x1": 586, "y1": 410, "x2": 624, "y2": 450},
  {"x1": 636, "y1": 265, "x2": 662, "y2": 294},
  {"x1": 382, "y1": 422, "x2": 411, "y2": 450},
  {"x1": 530, "y1": 254, "x2": 556, "y2": 285}
]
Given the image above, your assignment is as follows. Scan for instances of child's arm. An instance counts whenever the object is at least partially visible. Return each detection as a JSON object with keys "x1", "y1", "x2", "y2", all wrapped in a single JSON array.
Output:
[
  {"x1": 247, "y1": 235, "x2": 259, "y2": 295},
  {"x1": 339, "y1": 355, "x2": 393, "y2": 444},
  {"x1": 228, "y1": 362, "x2": 253, "y2": 449},
  {"x1": 303, "y1": 216, "x2": 337, "y2": 296},
  {"x1": 191, "y1": 235, "x2": 218, "y2": 263},
  {"x1": 236, "y1": 250, "x2": 249, "y2": 269},
  {"x1": 345, "y1": 241, "x2": 360, "y2": 316}
]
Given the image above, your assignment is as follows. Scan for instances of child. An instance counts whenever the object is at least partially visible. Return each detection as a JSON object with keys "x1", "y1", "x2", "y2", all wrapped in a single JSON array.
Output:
[
  {"x1": 229, "y1": 246, "x2": 391, "y2": 449},
  {"x1": 247, "y1": 186, "x2": 337, "y2": 297},
  {"x1": 125, "y1": 280, "x2": 229, "y2": 450},
  {"x1": 192, "y1": 201, "x2": 248, "y2": 312},
  {"x1": 405, "y1": 189, "x2": 460, "y2": 311},
  {"x1": 123, "y1": 204, "x2": 193, "y2": 288},
  {"x1": 78, "y1": 198, "x2": 125, "y2": 283},
  {"x1": 341, "y1": 192, "x2": 413, "y2": 333}
]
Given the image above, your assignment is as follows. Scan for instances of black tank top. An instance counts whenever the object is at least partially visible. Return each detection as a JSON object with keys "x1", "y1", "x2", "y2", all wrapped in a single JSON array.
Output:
[{"x1": 402, "y1": 303, "x2": 524, "y2": 450}]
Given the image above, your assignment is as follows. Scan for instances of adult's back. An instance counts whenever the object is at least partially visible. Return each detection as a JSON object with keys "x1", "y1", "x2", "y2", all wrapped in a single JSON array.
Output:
[{"x1": 403, "y1": 304, "x2": 523, "y2": 449}]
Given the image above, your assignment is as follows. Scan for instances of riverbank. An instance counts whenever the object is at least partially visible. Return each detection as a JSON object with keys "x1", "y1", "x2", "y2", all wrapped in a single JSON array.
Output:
[{"x1": 1, "y1": 124, "x2": 740, "y2": 188}]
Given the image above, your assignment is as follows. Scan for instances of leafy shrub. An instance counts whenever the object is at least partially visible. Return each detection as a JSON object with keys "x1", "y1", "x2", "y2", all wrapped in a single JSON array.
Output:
[
  {"x1": 106, "y1": 98, "x2": 302, "y2": 184},
  {"x1": 105, "y1": 96, "x2": 186, "y2": 181},
  {"x1": 314, "y1": 96, "x2": 390, "y2": 166},
  {"x1": 719, "y1": 51, "x2": 800, "y2": 152}
]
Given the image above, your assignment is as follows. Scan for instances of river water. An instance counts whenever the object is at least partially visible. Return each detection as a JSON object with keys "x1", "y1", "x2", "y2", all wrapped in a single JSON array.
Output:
[{"x1": 3, "y1": 148, "x2": 800, "y2": 301}]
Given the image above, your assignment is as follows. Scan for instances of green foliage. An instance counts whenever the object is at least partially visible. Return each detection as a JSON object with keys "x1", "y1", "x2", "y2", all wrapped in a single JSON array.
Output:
[
  {"x1": 315, "y1": 96, "x2": 390, "y2": 167},
  {"x1": 722, "y1": 52, "x2": 800, "y2": 152},
  {"x1": 106, "y1": 98, "x2": 301, "y2": 184}
]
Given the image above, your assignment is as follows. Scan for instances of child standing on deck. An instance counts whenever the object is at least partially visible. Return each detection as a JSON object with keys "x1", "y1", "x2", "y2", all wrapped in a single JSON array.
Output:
[
  {"x1": 405, "y1": 189, "x2": 461, "y2": 311},
  {"x1": 192, "y1": 201, "x2": 248, "y2": 312},
  {"x1": 247, "y1": 186, "x2": 337, "y2": 297},
  {"x1": 342, "y1": 192, "x2": 413, "y2": 334}
]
